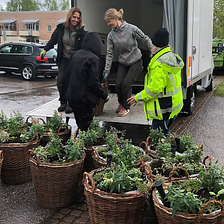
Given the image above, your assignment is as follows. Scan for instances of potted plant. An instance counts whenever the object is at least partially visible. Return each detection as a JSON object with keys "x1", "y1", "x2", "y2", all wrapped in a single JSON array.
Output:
[
  {"x1": 28, "y1": 130, "x2": 86, "y2": 209},
  {"x1": 0, "y1": 110, "x2": 42, "y2": 184},
  {"x1": 83, "y1": 163, "x2": 152, "y2": 224},
  {"x1": 75, "y1": 119, "x2": 108, "y2": 172},
  {"x1": 152, "y1": 161, "x2": 224, "y2": 223},
  {"x1": 31, "y1": 110, "x2": 72, "y2": 146},
  {"x1": 92, "y1": 133, "x2": 152, "y2": 169}
]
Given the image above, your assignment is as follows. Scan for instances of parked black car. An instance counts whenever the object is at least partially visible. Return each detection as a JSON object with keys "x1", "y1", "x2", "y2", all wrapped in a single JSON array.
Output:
[{"x1": 0, "y1": 42, "x2": 58, "y2": 80}]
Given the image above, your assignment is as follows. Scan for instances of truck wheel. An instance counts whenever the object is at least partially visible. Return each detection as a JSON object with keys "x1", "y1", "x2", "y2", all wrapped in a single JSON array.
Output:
[
  {"x1": 182, "y1": 86, "x2": 195, "y2": 115},
  {"x1": 205, "y1": 78, "x2": 213, "y2": 92}
]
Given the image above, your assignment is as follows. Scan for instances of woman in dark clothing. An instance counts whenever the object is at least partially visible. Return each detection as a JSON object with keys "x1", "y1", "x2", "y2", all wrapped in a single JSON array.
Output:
[
  {"x1": 40, "y1": 7, "x2": 87, "y2": 114},
  {"x1": 66, "y1": 32, "x2": 109, "y2": 131}
]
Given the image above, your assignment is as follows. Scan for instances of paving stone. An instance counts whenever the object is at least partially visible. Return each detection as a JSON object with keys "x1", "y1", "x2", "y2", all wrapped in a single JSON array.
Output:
[
  {"x1": 74, "y1": 217, "x2": 89, "y2": 224},
  {"x1": 76, "y1": 203, "x2": 88, "y2": 211},
  {"x1": 63, "y1": 215, "x2": 76, "y2": 223},
  {"x1": 60, "y1": 208, "x2": 72, "y2": 215},
  {"x1": 80, "y1": 211, "x2": 90, "y2": 218},
  {"x1": 70, "y1": 210, "x2": 83, "y2": 216},
  {"x1": 53, "y1": 213, "x2": 65, "y2": 219}
]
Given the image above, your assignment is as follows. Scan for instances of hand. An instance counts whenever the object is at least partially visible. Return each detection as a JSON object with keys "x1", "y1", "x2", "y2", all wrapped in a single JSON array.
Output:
[
  {"x1": 103, "y1": 72, "x2": 109, "y2": 80},
  {"x1": 127, "y1": 96, "x2": 137, "y2": 106},
  {"x1": 40, "y1": 50, "x2": 46, "y2": 59}
]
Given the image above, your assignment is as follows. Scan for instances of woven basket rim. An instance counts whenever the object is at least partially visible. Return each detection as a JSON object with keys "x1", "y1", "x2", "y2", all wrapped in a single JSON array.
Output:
[
  {"x1": 83, "y1": 168, "x2": 151, "y2": 199},
  {"x1": 43, "y1": 125, "x2": 72, "y2": 136},
  {"x1": 152, "y1": 189, "x2": 224, "y2": 221},
  {"x1": 29, "y1": 150, "x2": 86, "y2": 168},
  {"x1": 0, "y1": 137, "x2": 40, "y2": 148}
]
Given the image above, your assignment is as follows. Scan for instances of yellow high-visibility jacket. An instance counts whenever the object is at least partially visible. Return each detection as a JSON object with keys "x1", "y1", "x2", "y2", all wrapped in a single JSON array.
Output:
[{"x1": 135, "y1": 46, "x2": 184, "y2": 121}]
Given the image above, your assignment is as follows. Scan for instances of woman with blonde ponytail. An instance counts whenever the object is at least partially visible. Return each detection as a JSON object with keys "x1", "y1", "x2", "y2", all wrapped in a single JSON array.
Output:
[{"x1": 103, "y1": 8, "x2": 152, "y2": 117}]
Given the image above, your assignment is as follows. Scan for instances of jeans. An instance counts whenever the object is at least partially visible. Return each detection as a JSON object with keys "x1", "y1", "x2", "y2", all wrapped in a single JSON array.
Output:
[
  {"x1": 57, "y1": 57, "x2": 69, "y2": 105},
  {"x1": 115, "y1": 59, "x2": 143, "y2": 110},
  {"x1": 151, "y1": 116, "x2": 177, "y2": 136}
]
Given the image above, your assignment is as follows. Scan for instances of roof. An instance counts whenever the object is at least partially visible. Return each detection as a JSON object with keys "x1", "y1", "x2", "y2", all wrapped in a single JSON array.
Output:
[
  {"x1": 57, "y1": 18, "x2": 66, "y2": 23},
  {"x1": 0, "y1": 19, "x2": 16, "y2": 23},
  {"x1": 21, "y1": 19, "x2": 39, "y2": 23}
]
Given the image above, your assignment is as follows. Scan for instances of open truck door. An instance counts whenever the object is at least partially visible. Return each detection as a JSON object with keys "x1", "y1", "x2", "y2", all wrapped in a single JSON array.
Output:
[{"x1": 77, "y1": 0, "x2": 214, "y2": 115}]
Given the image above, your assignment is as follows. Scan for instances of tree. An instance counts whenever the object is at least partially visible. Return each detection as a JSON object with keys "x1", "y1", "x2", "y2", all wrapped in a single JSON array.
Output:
[
  {"x1": 213, "y1": 0, "x2": 224, "y2": 39},
  {"x1": 6, "y1": 0, "x2": 40, "y2": 11},
  {"x1": 42, "y1": 0, "x2": 69, "y2": 11}
]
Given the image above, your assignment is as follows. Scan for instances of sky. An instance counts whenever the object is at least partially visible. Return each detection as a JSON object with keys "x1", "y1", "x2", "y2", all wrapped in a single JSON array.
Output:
[{"x1": 0, "y1": 0, "x2": 7, "y2": 9}]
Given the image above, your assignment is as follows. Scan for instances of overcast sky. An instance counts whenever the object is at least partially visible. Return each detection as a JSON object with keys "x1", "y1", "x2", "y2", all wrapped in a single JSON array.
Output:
[{"x1": 0, "y1": 0, "x2": 7, "y2": 9}]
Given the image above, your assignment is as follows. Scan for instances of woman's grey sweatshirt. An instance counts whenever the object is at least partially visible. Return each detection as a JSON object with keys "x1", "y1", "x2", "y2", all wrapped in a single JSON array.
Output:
[{"x1": 104, "y1": 21, "x2": 152, "y2": 73}]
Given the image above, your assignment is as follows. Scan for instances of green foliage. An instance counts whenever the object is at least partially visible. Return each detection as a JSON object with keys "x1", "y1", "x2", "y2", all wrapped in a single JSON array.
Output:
[
  {"x1": 200, "y1": 160, "x2": 224, "y2": 192},
  {"x1": 42, "y1": 0, "x2": 69, "y2": 11},
  {"x1": 88, "y1": 118, "x2": 104, "y2": 137},
  {"x1": 35, "y1": 131, "x2": 84, "y2": 164},
  {"x1": 0, "y1": 111, "x2": 29, "y2": 142},
  {"x1": 149, "y1": 127, "x2": 165, "y2": 147},
  {"x1": 214, "y1": 81, "x2": 224, "y2": 97},
  {"x1": 20, "y1": 122, "x2": 44, "y2": 143},
  {"x1": 6, "y1": 0, "x2": 40, "y2": 11},
  {"x1": 92, "y1": 165, "x2": 151, "y2": 194},
  {"x1": 64, "y1": 138, "x2": 84, "y2": 162},
  {"x1": 78, "y1": 129, "x2": 98, "y2": 146},
  {"x1": 45, "y1": 111, "x2": 66, "y2": 133},
  {"x1": 213, "y1": 0, "x2": 224, "y2": 39},
  {"x1": 179, "y1": 131, "x2": 194, "y2": 153},
  {"x1": 155, "y1": 139, "x2": 171, "y2": 158},
  {"x1": 0, "y1": 130, "x2": 10, "y2": 143},
  {"x1": 166, "y1": 184, "x2": 202, "y2": 216}
]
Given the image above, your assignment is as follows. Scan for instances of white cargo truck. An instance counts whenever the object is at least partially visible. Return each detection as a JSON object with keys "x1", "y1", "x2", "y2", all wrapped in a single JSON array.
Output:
[{"x1": 75, "y1": 0, "x2": 214, "y2": 115}]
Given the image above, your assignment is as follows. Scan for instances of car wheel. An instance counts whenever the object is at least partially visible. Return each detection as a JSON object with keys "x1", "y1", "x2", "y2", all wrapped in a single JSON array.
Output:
[
  {"x1": 182, "y1": 85, "x2": 195, "y2": 115},
  {"x1": 22, "y1": 65, "x2": 36, "y2": 80}
]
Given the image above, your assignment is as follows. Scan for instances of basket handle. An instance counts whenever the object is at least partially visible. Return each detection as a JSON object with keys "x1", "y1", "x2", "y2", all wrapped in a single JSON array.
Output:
[
  {"x1": 140, "y1": 162, "x2": 152, "y2": 179},
  {"x1": 74, "y1": 129, "x2": 79, "y2": 140},
  {"x1": 0, "y1": 150, "x2": 3, "y2": 163},
  {"x1": 146, "y1": 136, "x2": 153, "y2": 145},
  {"x1": 28, "y1": 149, "x2": 40, "y2": 166},
  {"x1": 37, "y1": 118, "x2": 46, "y2": 124},
  {"x1": 202, "y1": 155, "x2": 212, "y2": 169},
  {"x1": 57, "y1": 124, "x2": 69, "y2": 134},
  {"x1": 197, "y1": 200, "x2": 224, "y2": 223},
  {"x1": 83, "y1": 172, "x2": 96, "y2": 193},
  {"x1": 92, "y1": 147, "x2": 99, "y2": 161},
  {"x1": 25, "y1": 115, "x2": 33, "y2": 124},
  {"x1": 140, "y1": 137, "x2": 156, "y2": 155},
  {"x1": 30, "y1": 132, "x2": 41, "y2": 143},
  {"x1": 167, "y1": 166, "x2": 190, "y2": 182}
]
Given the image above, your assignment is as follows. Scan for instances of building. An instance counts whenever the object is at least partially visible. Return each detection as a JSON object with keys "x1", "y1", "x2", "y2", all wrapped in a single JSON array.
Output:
[{"x1": 0, "y1": 11, "x2": 68, "y2": 44}]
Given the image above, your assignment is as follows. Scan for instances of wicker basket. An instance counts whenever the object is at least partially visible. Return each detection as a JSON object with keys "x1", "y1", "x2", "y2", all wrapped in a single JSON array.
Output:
[
  {"x1": 139, "y1": 136, "x2": 157, "y2": 159},
  {"x1": 74, "y1": 129, "x2": 106, "y2": 172},
  {"x1": 40, "y1": 124, "x2": 72, "y2": 147},
  {"x1": 0, "y1": 132, "x2": 41, "y2": 185},
  {"x1": 152, "y1": 189, "x2": 224, "y2": 224},
  {"x1": 83, "y1": 167, "x2": 152, "y2": 224},
  {"x1": 0, "y1": 150, "x2": 3, "y2": 176},
  {"x1": 28, "y1": 149, "x2": 86, "y2": 209},
  {"x1": 92, "y1": 83, "x2": 109, "y2": 116}
]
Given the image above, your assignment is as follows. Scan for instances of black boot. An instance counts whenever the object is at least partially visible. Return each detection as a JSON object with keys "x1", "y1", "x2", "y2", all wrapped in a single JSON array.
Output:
[
  {"x1": 58, "y1": 104, "x2": 66, "y2": 112},
  {"x1": 65, "y1": 104, "x2": 73, "y2": 114}
]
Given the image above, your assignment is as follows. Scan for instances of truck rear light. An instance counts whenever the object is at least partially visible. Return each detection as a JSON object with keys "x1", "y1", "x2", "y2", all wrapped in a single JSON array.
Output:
[{"x1": 36, "y1": 56, "x2": 48, "y2": 62}]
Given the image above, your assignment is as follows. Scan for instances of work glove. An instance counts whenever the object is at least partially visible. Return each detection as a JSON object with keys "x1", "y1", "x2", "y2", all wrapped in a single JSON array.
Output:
[
  {"x1": 40, "y1": 50, "x2": 46, "y2": 59},
  {"x1": 103, "y1": 72, "x2": 109, "y2": 80}
]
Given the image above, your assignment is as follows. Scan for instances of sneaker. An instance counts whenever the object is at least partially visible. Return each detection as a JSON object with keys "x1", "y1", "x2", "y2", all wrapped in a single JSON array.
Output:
[
  {"x1": 115, "y1": 104, "x2": 123, "y2": 113},
  {"x1": 65, "y1": 105, "x2": 73, "y2": 114},
  {"x1": 58, "y1": 104, "x2": 66, "y2": 112},
  {"x1": 117, "y1": 108, "x2": 130, "y2": 117}
]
